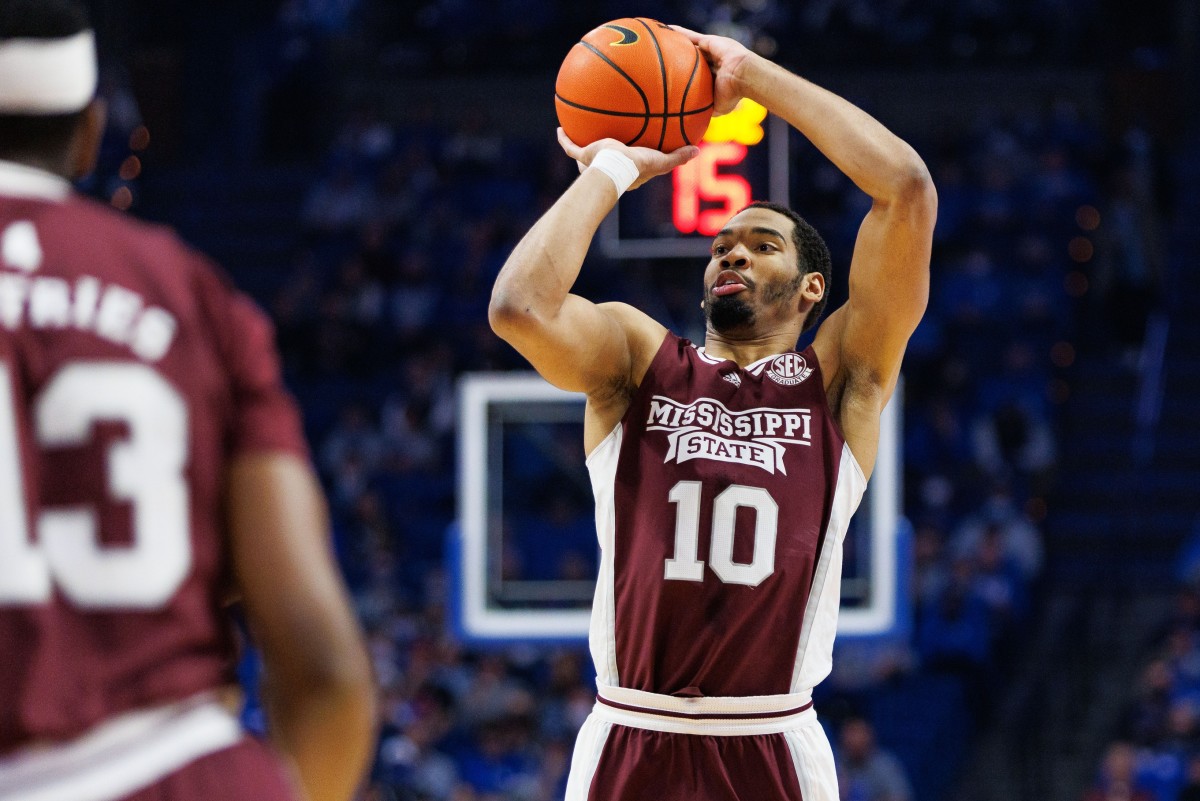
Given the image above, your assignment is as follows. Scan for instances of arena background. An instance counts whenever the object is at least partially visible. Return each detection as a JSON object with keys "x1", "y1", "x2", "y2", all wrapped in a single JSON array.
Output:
[{"x1": 75, "y1": 1, "x2": 1198, "y2": 799}]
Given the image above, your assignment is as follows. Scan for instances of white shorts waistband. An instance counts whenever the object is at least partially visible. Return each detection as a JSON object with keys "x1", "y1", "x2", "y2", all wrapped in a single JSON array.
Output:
[
  {"x1": 0, "y1": 693, "x2": 244, "y2": 801},
  {"x1": 593, "y1": 685, "x2": 816, "y2": 736}
]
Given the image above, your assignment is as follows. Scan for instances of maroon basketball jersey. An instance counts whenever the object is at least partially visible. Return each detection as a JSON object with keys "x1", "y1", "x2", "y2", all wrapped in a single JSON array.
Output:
[
  {"x1": 586, "y1": 332, "x2": 866, "y2": 698},
  {"x1": 0, "y1": 162, "x2": 307, "y2": 753}
]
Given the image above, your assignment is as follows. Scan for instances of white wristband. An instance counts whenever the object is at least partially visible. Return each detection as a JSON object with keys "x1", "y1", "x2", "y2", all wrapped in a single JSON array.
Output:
[{"x1": 589, "y1": 149, "x2": 639, "y2": 198}]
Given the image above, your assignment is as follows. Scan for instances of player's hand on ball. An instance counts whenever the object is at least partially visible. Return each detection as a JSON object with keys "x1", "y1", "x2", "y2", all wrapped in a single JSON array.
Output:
[
  {"x1": 671, "y1": 26, "x2": 754, "y2": 116},
  {"x1": 557, "y1": 129, "x2": 698, "y2": 191}
]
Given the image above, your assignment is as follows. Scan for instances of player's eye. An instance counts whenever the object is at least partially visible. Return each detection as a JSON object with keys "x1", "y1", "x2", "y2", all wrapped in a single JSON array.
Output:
[{"x1": 712, "y1": 244, "x2": 728, "y2": 255}]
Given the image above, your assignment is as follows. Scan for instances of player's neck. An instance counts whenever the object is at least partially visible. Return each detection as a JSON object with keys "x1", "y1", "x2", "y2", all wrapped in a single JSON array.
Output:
[{"x1": 702, "y1": 329, "x2": 799, "y2": 367}]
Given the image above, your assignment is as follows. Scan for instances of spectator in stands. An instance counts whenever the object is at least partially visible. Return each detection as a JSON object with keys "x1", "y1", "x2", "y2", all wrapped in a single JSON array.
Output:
[
  {"x1": 536, "y1": 652, "x2": 594, "y2": 742},
  {"x1": 1082, "y1": 742, "x2": 1155, "y2": 801},
  {"x1": 322, "y1": 403, "x2": 385, "y2": 478},
  {"x1": 971, "y1": 524, "x2": 1029, "y2": 631},
  {"x1": 1093, "y1": 135, "x2": 1166, "y2": 361},
  {"x1": 388, "y1": 253, "x2": 443, "y2": 337},
  {"x1": 376, "y1": 687, "x2": 460, "y2": 799},
  {"x1": 302, "y1": 163, "x2": 375, "y2": 233},
  {"x1": 951, "y1": 484, "x2": 1044, "y2": 581},
  {"x1": 918, "y1": 554, "x2": 992, "y2": 667},
  {"x1": 913, "y1": 520, "x2": 951, "y2": 608},
  {"x1": 1177, "y1": 754, "x2": 1200, "y2": 801},
  {"x1": 330, "y1": 105, "x2": 395, "y2": 170},
  {"x1": 836, "y1": 717, "x2": 914, "y2": 801},
  {"x1": 441, "y1": 109, "x2": 504, "y2": 177},
  {"x1": 372, "y1": 145, "x2": 438, "y2": 227},
  {"x1": 334, "y1": 255, "x2": 387, "y2": 326},
  {"x1": 457, "y1": 712, "x2": 541, "y2": 799},
  {"x1": 971, "y1": 399, "x2": 1057, "y2": 485},
  {"x1": 1125, "y1": 660, "x2": 1174, "y2": 746}
]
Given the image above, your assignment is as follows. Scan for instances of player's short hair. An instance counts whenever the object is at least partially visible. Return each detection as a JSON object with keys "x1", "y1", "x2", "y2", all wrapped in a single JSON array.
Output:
[
  {"x1": 0, "y1": 0, "x2": 92, "y2": 162},
  {"x1": 742, "y1": 200, "x2": 832, "y2": 332}
]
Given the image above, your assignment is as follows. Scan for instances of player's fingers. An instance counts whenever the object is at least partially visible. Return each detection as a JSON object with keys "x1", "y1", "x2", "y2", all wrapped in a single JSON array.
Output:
[
  {"x1": 659, "y1": 145, "x2": 700, "y2": 171},
  {"x1": 714, "y1": 99, "x2": 740, "y2": 117},
  {"x1": 669, "y1": 24, "x2": 702, "y2": 43},
  {"x1": 557, "y1": 127, "x2": 584, "y2": 160}
]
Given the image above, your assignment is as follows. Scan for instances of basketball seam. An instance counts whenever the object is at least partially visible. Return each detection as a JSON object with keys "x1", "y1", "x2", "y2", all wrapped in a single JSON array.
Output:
[
  {"x1": 635, "y1": 18, "x2": 669, "y2": 151},
  {"x1": 680, "y1": 48, "x2": 701, "y2": 146},
  {"x1": 554, "y1": 95, "x2": 713, "y2": 118},
  {"x1": 578, "y1": 41, "x2": 650, "y2": 146}
]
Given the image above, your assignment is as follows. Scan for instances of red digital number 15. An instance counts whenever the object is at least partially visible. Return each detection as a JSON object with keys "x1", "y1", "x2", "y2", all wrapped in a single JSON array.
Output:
[{"x1": 672, "y1": 142, "x2": 753, "y2": 237}]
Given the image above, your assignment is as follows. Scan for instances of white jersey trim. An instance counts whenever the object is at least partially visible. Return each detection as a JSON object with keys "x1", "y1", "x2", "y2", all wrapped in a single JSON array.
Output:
[
  {"x1": 585, "y1": 421, "x2": 623, "y2": 687},
  {"x1": 693, "y1": 345, "x2": 724, "y2": 365},
  {"x1": 564, "y1": 715, "x2": 612, "y2": 801},
  {"x1": 791, "y1": 442, "x2": 868, "y2": 692},
  {"x1": 590, "y1": 699, "x2": 816, "y2": 736},
  {"x1": 0, "y1": 160, "x2": 71, "y2": 202},
  {"x1": 0, "y1": 693, "x2": 244, "y2": 801},
  {"x1": 597, "y1": 683, "x2": 811, "y2": 716},
  {"x1": 745, "y1": 353, "x2": 779, "y2": 374},
  {"x1": 783, "y1": 723, "x2": 840, "y2": 801},
  {"x1": 693, "y1": 345, "x2": 789, "y2": 374}
]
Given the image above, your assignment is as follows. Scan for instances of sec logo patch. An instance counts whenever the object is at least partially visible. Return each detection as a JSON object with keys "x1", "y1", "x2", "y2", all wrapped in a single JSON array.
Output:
[{"x1": 766, "y1": 353, "x2": 813, "y2": 386}]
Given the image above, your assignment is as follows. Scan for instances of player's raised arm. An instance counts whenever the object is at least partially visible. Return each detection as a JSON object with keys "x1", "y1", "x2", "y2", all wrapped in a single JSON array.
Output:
[
  {"x1": 489, "y1": 133, "x2": 696, "y2": 401},
  {"x1": 679, "y1": 28, "x2": 936, "y2": 473}
]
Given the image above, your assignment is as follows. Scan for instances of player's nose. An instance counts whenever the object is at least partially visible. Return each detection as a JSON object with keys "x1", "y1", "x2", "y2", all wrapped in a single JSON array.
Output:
[{"x1": 720, "y1": 243, "x2": 751, "y2": 269}]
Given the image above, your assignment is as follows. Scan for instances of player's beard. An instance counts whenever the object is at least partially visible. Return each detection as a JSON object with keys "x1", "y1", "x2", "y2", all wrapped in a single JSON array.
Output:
[
  {"x1": 706, "y1": 294, "x2": 754, "y2": 333},
  {"x1": 705, "y1": 273, "x2": 803, "y2": 334}
]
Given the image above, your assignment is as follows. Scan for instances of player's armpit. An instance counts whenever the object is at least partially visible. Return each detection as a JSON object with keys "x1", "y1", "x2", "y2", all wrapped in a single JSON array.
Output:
[
  {"x1": 227, "y1": 453, "x2": 377, "y2": 801},
  {"x1": 829, "y1": 174, "x2": 936, "y2": 399},
  {"x1": 815, "y1": 172, "x2": 934, "y2": 478}
]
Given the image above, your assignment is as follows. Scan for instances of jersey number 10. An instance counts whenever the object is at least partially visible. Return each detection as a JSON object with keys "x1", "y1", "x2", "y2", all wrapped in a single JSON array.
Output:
[
  {"x1": 664, "y1": 480, "x2": 777, "y2": 587},
  {"x1": 0, "y1": 360, "x2": 191, "y2": 609}
]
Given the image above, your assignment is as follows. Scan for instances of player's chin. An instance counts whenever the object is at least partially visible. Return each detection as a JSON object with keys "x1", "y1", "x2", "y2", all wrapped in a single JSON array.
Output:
[{"x1": 706, "y1": 295, "x2": 755, "y2": 334}]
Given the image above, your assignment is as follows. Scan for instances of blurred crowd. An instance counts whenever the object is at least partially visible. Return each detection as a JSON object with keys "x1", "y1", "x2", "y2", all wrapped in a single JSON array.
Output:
[
  {"x1": 349, "y1": 0, "x2": 1104, "y2": 72},
  {"x1": 251, "y1": 70, "x2": 1149, "y2": 798},
  {"x1": 1085, "y1": 589, "x2": 1200, "y2": 801},
  {"x1": 91, "y1": 2, "x2": 1180, "y2": 799}
]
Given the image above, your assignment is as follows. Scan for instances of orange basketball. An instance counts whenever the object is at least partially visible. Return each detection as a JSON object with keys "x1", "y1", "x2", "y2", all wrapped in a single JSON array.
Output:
[{"x1": 555, "y1": 18, "x2": 714, "y2": 153}]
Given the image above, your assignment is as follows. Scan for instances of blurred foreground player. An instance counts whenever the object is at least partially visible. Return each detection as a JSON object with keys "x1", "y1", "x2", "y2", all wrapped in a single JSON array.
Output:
[
  {"x1": 0, "y1": 2, "x2": 375, "y2": 800},
  {"x1": 490, "y1": 25, "x2": 936, "y2": 801}
]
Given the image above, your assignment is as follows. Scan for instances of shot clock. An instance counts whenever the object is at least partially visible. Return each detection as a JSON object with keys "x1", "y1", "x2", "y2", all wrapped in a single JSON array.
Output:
[{"x1": 599, "y1": 99, "x2": 791, "y2": 259}]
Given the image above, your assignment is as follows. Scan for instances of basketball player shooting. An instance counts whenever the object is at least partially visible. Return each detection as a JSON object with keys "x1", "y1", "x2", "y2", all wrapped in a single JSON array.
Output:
[
  {"x1": 489, "y1": 26, "x2": 936, "y2": 801},
  {"x1": 0, "y1": 2, "x2": 375, "y2": 801}
]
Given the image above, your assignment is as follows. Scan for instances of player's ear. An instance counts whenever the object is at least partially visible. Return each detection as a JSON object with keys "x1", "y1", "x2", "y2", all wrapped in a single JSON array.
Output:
[
  {"x1": 69, "y1": 98, "x2": 107, "y2": 181},
  {"x1": 800, "y1": 272, "x2": 824, "y2": 305}
]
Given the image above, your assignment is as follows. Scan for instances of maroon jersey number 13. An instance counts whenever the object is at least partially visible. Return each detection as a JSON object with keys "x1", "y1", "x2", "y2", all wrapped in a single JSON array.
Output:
[{"x1": 0, "y1": 360, "x2": 190, "y2": 609}]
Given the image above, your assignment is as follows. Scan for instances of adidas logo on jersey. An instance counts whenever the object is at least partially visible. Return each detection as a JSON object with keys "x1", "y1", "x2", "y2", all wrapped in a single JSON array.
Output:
[{"x1": 721, "y1": 372, "x2": 741, "y2": 388}]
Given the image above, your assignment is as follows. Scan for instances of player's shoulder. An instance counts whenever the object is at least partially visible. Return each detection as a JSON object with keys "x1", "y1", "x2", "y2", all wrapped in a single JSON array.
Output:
[
  {"x1": 595, "y1": 301, "x2": 662, "y2": 330},
  {"x1": 61, "y1": 193, "x2": 241, "y2": 299},
  {"x1": 60, "y1": 192, "x2": 182, "y2": 247},
  {"x1": 595, "y1": 301, "x2": 670, "y2": 387},
  {"x1": 595, "y1": 301, "x2": 668, "y2": 351},
  {"x1": 53, "y1": 195, "x2": 273, "y2": 357}
]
